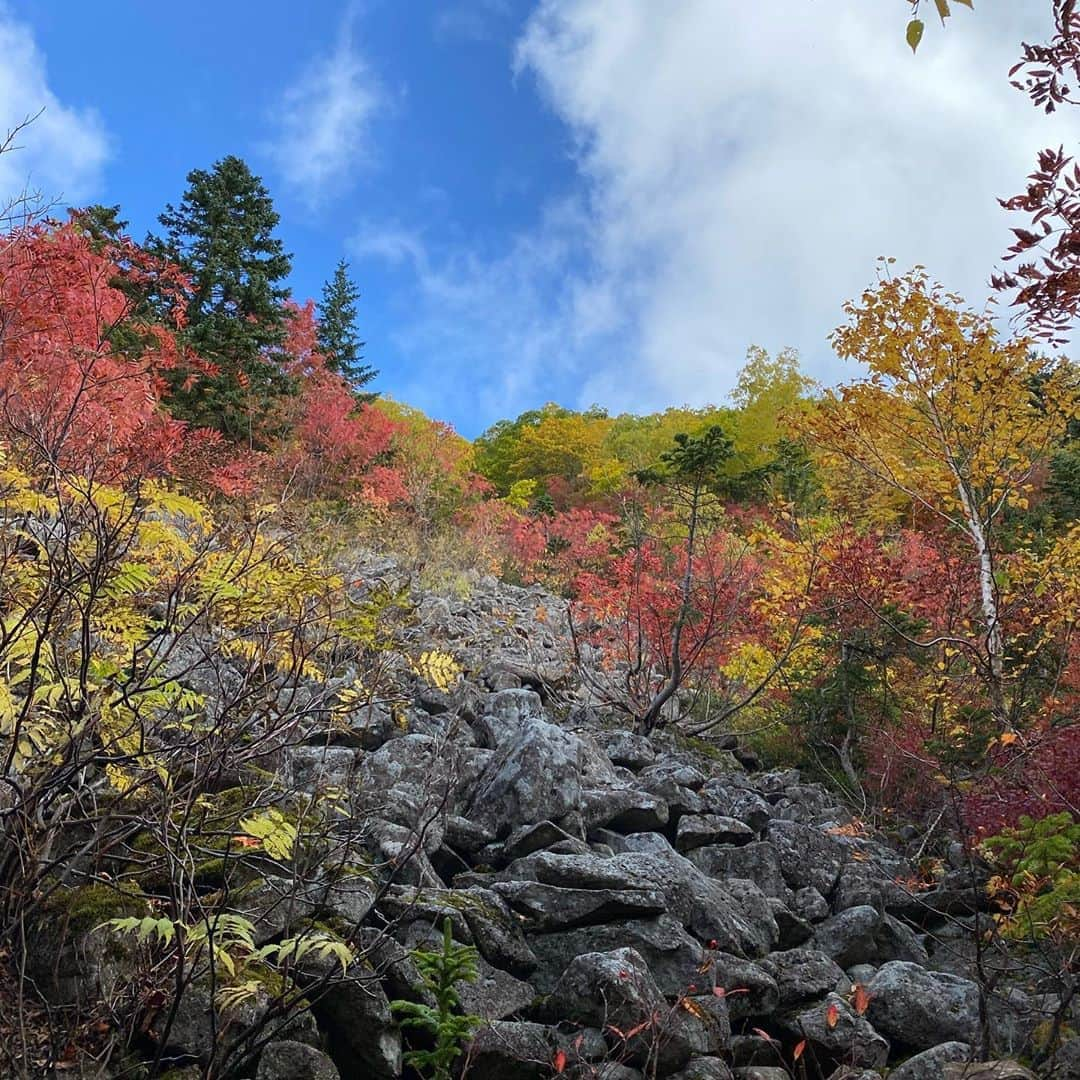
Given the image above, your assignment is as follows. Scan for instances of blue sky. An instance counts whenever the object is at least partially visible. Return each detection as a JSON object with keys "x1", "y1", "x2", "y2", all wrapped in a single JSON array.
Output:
[{"x1": 1, "y1": 2, "x2": 1077, "y2": 437}]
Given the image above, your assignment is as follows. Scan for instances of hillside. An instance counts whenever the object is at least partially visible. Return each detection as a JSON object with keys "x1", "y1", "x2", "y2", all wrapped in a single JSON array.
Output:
[
  {"x1": 1, "y1": 46, "x2": 1079, "y2": 1078},
  {"x1": 6, "y1": 552, "x2": 1072, "y2": 1079}
]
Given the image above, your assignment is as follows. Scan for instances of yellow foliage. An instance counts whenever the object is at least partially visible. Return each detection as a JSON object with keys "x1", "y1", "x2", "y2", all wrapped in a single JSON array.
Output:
[{"x1": 411, "y1": 650, "x2": 462, "y2": 691}]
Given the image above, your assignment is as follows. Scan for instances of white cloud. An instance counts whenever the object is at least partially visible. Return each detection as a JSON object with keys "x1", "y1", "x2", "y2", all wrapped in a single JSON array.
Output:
[
  {"x1": 352, "y1": 221, "x2": 430, "y2": 270},
  {"x1": 350, "y1": 202, "x2": 592, "y2": 425},
  {"x1": 0, "y1": 10, "x2": 108, "y2": 214},
  {"x1": 364, "y1": 2, "x2": 1080, "y2": 430},
  {"x1": 434, "y1": 0, "x2": 512, "y2": 44},
  {"x1": 266, "y1": 16, "x2": 380, "y2": 204},
  {"x1": 512, "y1": 0, "x2": 1080, "y2": 411}
]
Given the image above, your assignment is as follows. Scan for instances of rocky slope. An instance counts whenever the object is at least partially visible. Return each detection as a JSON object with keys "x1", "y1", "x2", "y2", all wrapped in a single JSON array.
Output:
[{"x1": 24, "y1": 566, "x2": 1076, "y2": 1080}]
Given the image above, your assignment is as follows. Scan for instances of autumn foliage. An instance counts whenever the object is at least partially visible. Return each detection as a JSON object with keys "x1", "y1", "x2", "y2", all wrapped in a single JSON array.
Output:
[
  {"x1": 1, "y1": 182, "x2": 1077, "y2": 853},
  {"x1": 0, "y1": 223, "x2": 187, "y2": 477}
]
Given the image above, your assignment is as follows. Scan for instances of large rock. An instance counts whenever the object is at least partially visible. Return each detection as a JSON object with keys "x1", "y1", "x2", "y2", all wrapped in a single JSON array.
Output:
[
  {"x1": 467, "y1": 718, "x2": 584, "y2": 838},
  {"x1": 285, "y1": 745, "x2": 358, "y2": 792},
  {"x1": 677, "y1": 815, "x2": 755, "y2": 852},
  {"x1": 26, "y1": 884, "x2": 145, "y2": 1008},
  {"x1": 758, "y1": 948, "x2": 847, "y2": 1009},
  {"x1": 354, "y1": 734, "x2": 458, "y2": 832},
  {"x1": 458, "y1": 957, "x2": 535, "y2": 1020},
  {"x1": 788, "y1": 992, "x2": 889, "y2": 1068},
  {"x1": 670, "y1": 1060, "x2": 734, "y2": 1080},
  {"x1": 473, "y1": 688, "x2": 546, "y2": 747},
  {"x1": 457, "y1": 886, "x2": 539, "y2": 977},
  {"x1": 256, "y1": 1041, "x2": 340, "y2": 1080},
  {"x1": 464, "y1": 1021, "x2": 606, "y2": 1080},
  {"x1": 303, "y1": 961, "x2": 402, "y2": 1080},
  {"x1": 888, "y1": 1042, "x2": 972, "y2": 1080},
  {"x1": 688, "y1": 842, "x2": 788, "y2": 900},
  {"x1": 866, "y1": 962, "x2": 980, "y2": 1051},
  {"x1": 492, "y1": 880, "x2": 667, "y2": 930},
  {"x1": 527, "y1": 915, "x2": 705, "y2": 996},
  {"x1": 501, "y1": 849, "x2": 770, "y2": 957},
  {"x1": 943, "y1": 1066, "x2": 1036, "y2": 1080},
  {"x1": 813, "y1": 906, "x2": 927, "y2": 968},
  {"x1": 833, "y1": 858, "x2": 920, "y2": 916},
  {"x1": 584, "y1": 785, "x2": 670, "y2": 833},
  {"x1": 543, "y1": 948, "x2": 720, "y2": 1073},
  {"x1": 769, "y1": 898, "x2": 813, "y2": 949},
  {"x1": 603, "y1": 731, "x2": 657, "y2": 771},
  {"x1": 766, "y1": 820, "x2": 845, "y2": 896},
  {"x1": 705, "y1": 954, "x2": 781, "y2": 1021},
  {"x1": 699, "y1": 782, "x2": 771, "y2": 834},
  {"x1": 1047, "y1": 1037, "x2": 1080, "y2": 1080}
]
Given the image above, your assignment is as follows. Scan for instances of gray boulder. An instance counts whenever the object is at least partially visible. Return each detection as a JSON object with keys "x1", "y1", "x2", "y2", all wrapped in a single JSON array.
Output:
[
  {"x1": 814, "y1": 906, "x2": 927, "y2": 968},
  {"x1": 256, "y1": 1041, "x2": 340, "y2": 1080},
  {"x1": 689, "y1": 841, "x2": 788, "y2": 900},
  {"x1": 499, "y1": 849, "x2": 768, "y2": 957},
  {"x1": 700, "y1": 782, "x2": 771, "y2": 834},
  {"x1": 766, "y1": 820, "x2": 845, "y2": 896},
  {"x1": 458, "y1": 957, "x2": 535, "y2": 1020},
  {"x1": 758, "y1": 948, "x2": 847, "y2": 1008},
  {"x1": 492, "y1": 879, "x2": 666, "y2": 930},
  {"x1": 788, "y1": 992, "x2": 889, "y2": 1068},
  {"x1": 792, "y1": 886, "x2": 830, "y2": 922},
  {"x1": 284, "y1": 745, "x2": 357, "y2": 792},
  {"x1": 464, "y1": 1021, "x2": 606, "y2": 1080},
  {"x1": 603, "y1": 730, "x2": 657, "y2": 771},
  {"x1": 457, "y1": 886, "x2": 539, "y2": 977},
  {"x1": 706, "y1": 954, "x2": 780, "y2": 1021},
  {"x1": 677, "y1": 814, "x2": 755, "y2": 851},
  {"x1": 544, "y1": 948, "x2": 719, "y2": 1073},
  {"x1": 670, "y1": 1059, "x2": 734, "y2": 1080},
  {"x1": 527, "y1": 915, "x2": 705, "y2": 996},
  {"x1": 888, "y1": 1041, "x2": 972, "y2": 1080},
  {"x1": 585, "y1": 785, "x2": 670, "y2": 832},
  {"x1": 473, "y1": 688, "x2": 546, "y2": 747},
  {"x1": 468, "y1": 718, "x2": 584, "y2": 838},
  {"x1": 866, "y1": 961, "x2": 980, "y2": 1051},
  {"x1": 303, "y1": 961, "x2": 402, "y2": 1080}
]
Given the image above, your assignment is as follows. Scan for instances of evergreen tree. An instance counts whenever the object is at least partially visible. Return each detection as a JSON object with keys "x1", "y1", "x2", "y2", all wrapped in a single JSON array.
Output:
[
  {"x1": 70, "y1": 204, "x2": 129, "y2": 247},
  {"x1": 317, "y1": 259, "x2": 376, "y2": 392},
  {"x1": 153, "y1": 156, "x2": 293, "y2": 439}
]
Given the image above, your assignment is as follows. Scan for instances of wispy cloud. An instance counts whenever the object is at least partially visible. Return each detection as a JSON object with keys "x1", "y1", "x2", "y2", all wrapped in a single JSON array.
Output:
[
  {"x1": 265, "y1": 13, "x2": 380, "y2": 206},
  {"x1": 357, "y1": 2, "x2": 1080, "y2": 434},
  {"x1": 433, "y1": 0, "x2": 512, "y2": 44},
  {"x1": 0, "y1": 8, "x2": 108, "y2": 213}
]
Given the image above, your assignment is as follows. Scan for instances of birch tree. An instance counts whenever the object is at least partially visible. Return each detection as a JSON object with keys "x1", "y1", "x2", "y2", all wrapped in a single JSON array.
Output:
[{"x1": 811, "y1": 265, "x2": 1079, "y2": 726}]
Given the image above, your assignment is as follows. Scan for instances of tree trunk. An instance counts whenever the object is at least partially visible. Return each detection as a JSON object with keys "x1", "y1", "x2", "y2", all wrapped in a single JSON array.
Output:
[
  {"x1": 641, "y1": 484, "x2": 700, "y2": 732},
  {"x1": 955, "y1": 479, "x2": 1008, "y2": 724}
]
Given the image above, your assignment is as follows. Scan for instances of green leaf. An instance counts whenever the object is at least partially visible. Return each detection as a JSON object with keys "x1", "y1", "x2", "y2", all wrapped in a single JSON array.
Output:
[
  {"x1": 906, "y1": 19, "x2": 925, "y2": 53},
  {"x1": 954, "y1": 0, "x2": 973, "y2": 8},
  {"x1": 934, "y1": 0, "x2": 950, "y2": 19}
]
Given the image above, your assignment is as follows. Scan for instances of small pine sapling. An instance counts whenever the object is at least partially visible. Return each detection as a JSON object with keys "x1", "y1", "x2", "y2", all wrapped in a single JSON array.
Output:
[{"x1": 390, "y1": 918, "x2": 482, "y2": 1080}]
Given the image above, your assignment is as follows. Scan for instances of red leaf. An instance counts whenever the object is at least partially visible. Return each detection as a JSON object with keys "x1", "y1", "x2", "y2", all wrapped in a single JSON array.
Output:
[
  {"x1": 553, "y1": 1049, "x2": 567, "y2": 1074},
  {"x1": 825, "y1": 1002, "x2": 841, "y2": 1029},
  {"x1": 793, "y1": 1038, "x2": 807, "y2": 1061}
]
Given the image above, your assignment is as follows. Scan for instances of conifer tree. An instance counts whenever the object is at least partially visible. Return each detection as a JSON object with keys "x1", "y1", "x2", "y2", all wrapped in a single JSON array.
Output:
[
  {"x1": 153, "y1": 156, "x2": 293, "y2": 439},
  {"x1": 317, "y1": 258, "x2": 376, "y2": 393}
]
